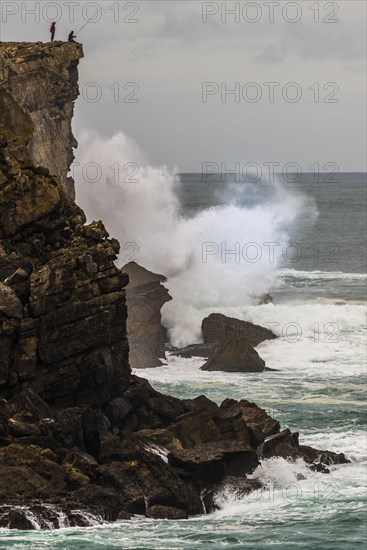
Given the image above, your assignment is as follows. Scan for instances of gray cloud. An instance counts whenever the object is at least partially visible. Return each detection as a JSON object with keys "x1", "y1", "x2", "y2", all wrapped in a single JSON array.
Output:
[{"x1": 1, "y1": 0, "x2": 366, "y2": 171}]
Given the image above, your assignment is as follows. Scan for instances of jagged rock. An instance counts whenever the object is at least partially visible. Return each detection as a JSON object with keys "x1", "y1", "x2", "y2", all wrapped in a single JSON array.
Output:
[
  {"x1": 7, "y1": 418, "x2": 41, "y2": 438},
  {"x1": 201, "y1": 336, "x2": 266, "y2": 373},
  {"x1": 220, "y1": 399, "x2": 280, "y2": 443},
  {"x1": 0, "y1": 283, "x2": 23, "y2": 319},
  {"x1": 298, "y1": 444, "x2": 349, "y2": 466},
  {"x1": 95, "y1": 450, "x2": 202, "y2": 515},
  {"x1": 135, "y1": 428, "x2": 183, "y2": 452},
  {"x1": 146, "y1": 505, "x2": 187, "y2": 520},
  {"x1": 168, "y1": 443, "x2": 259, "y2": 484},
  {"x1": 122, "y1": 261, "x2": 172, "y2": 369},
  {"x1": 310, "y1": 463, "x2": 330, "y2": 474},
  {"x1": 170, "y1": 343, "x2": 215, "y2": 359},
  {"x1": 202, "y1": 313, "x2": 276, "y2": 348},
  {"x1": 262, "y1": 428, "x2": 299, "y2": 459}
]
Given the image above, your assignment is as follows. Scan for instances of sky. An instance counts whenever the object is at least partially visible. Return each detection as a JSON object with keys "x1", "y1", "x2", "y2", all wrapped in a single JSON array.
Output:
[{"x1": 1, "y1": 0, "x2": 366, "y2": 172}]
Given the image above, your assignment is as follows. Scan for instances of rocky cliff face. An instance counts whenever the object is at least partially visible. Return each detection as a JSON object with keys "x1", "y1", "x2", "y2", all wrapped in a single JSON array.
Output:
[
  {"x1": 0, "y1": 42, "x2": 130, "y2": 408},
  {"x1": 0, "y1": 41, "x2": 83, "y2": 198},
  {"x1": 0, "y1": 42, "x2": 349, "y2": 529}
]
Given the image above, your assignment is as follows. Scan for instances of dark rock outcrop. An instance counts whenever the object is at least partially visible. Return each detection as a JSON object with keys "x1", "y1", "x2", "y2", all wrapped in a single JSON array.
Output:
[
  {"x1": 172, "y1": 313, "x2": 276, "y2": 368},
  {"x1": 202, "y1": 313, "x2": 276, "y2": 348},
  {"x1": 122, "y1": 261, "x2": 171, "y2": 369},
  {"x1": 201, "y1": 336, "x2": 266, "y2": 372},
  {"x1": 199, "y1": 313, "x2": 276, "y2": 372},
  {"x1": 172, "y1": 313, "x2": 276, "y2": 372}
]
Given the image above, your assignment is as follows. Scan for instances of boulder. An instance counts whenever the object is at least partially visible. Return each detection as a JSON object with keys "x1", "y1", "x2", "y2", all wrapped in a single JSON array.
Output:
[
  {"x1": 201, "y1": 336, "x2": 266, "y2": 373},
  {"x1": 170, "y1": 343, "x2": 215, "y2": 359},
  {"x1": 202, "y1": 313, "x2": 276, "y2": 348},
  {"x1": 220, "y1": 400, "x2": 280, "y2": 443},
  {"x1": 262, "y1": 428, "x2": 299, "y2": 459},
  {"x1": 168, "y1": 442, "x2": 259, "y2": 484}
]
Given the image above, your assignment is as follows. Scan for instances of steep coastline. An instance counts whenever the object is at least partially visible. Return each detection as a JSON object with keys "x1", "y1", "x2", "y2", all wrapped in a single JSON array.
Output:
[
  {"x1": 0, "y1": 41, "x2": 83, "y2": 198},
  {"x1": 0, "y1": 42, "x2": 349, "y2": 529}
]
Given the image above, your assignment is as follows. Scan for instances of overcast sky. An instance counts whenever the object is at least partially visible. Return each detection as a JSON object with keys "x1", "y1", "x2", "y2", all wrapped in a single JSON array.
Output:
[{"x1": 1, "y1": 0, "x2": 366, "y2": 172}]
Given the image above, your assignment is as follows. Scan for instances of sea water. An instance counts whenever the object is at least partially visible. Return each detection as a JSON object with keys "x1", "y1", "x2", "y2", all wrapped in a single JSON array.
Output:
[{"x1": 1, "y1": 173, "x2": 366, "y2": 549}]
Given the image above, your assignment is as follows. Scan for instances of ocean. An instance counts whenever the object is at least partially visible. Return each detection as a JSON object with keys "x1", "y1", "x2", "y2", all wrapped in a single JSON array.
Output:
[{"x1": 1, "y1": 172, "x2": 366, "y2": 549}]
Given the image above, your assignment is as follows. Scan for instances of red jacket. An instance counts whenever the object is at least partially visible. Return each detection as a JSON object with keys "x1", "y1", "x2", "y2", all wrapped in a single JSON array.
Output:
[{"x1": 50, "y1": 24, "x2": 55, "y2": 33}]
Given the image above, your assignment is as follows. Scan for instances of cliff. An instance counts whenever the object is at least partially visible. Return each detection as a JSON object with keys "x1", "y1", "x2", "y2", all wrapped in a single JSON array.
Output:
[
  {"x1": 0, "y1": 41, "x2": 83, "y2": 198},
  {"x1": 0, "y1": 42, "x2": 130, "y2": 407},
  {"x1": 0, "y1": 42, "x2": 349, "y2": 529}
]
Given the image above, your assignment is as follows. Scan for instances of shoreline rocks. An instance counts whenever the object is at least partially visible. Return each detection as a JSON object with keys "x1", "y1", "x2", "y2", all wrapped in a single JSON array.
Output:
[
  {"x1": 201, "y1": 336, "x2": 266, "y2": 372},
  {"x1": 173, "y1": 313, "x2": 276, "y2": 373}
]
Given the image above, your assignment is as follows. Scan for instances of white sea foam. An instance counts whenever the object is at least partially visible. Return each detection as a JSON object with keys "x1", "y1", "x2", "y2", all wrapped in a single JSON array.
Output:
[
  {"x1": 279, "y1": 269, "x2": 367, "y2": 281},
  {"x1": 75, "y1": 130, "x2": 318, "y2": 347}
]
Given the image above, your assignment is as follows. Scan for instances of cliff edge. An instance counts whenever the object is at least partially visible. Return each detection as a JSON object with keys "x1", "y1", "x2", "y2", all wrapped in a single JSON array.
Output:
[{"x1": 0, "y1": 41, "x2": 83, "y2": 198}]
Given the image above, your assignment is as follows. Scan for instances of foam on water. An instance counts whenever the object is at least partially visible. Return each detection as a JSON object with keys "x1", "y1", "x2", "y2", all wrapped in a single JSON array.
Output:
[
  {"x1": 75, "y1": 131, "x2": 319, "y2": 347},
  {"x1": 3, "y1": 134, "x2": 359, "y2": 547},
  {"x1": 279, "y1": 269, "x2": 367, "y2": 281}
]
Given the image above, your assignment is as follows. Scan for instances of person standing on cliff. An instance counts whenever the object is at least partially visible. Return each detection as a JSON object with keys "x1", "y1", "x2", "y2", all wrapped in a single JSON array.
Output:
[{"x1": 50, "y1": 22, "x2": 56, "y2": 42}]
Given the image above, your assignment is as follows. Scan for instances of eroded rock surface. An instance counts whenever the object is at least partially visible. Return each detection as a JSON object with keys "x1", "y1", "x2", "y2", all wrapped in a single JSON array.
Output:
[
  {"x1": 202, "y1": 313, "x2": 276, "y2": 348},
  {"x1": 122, "y1": 261, "x2": 171, "y2": 369},
  {"x1": 0, "y1": 41, "x2": 83, "y2": 198},
  {"x1": 201, "y1": 336, "x2": 266, "y2": 373},
  {"x1": 173, "y1": 313, "x2": 276, "y2": 372}
]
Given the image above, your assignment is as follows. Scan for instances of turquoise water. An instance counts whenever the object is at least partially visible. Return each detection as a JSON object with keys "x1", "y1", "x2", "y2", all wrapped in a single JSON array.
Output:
[{"x1": 1, "y1": 175, "x2": 366, "y2": 548}]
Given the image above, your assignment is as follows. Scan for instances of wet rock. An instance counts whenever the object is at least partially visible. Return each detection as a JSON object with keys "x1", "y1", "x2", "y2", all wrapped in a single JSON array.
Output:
[
  {"x1": 298, "y1": 444, "x2": 350, "y2": 466},
  {"x1": 95, "y1": 450, "x2": 202, "y2": 515},
  {"x1": 0, "y1": 41, "x2": 84, "y2": 198},
  {"x1": 262, "y1": 428, "x2": 299, "y2": 459},
  {"x1": 309, "y1": 463, "x2": 330, "y2": 474},
  {"x1": 201, "y1": 336, "x2": 266, "y2": 373},
  {"x1": 168, "y1": 443, "x2": 259, "y2": 484},
  {"x1": 170, "y1": 343, "x2": 215, "y2": 359},
  {"x1": 202, "y1": 313, "x2": 276, "y2": 348},
  {"x1": 146, "y1": 505, "x2": 187, "y2": 519},
  {"x1": 0, "y1": 507, "x2": 36, "y2": 530}
]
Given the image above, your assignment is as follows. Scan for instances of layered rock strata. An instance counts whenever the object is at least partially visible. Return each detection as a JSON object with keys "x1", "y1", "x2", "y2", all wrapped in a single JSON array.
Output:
[{"x1": 0, "y1": 41, "x2": 83, "y2": 198}]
